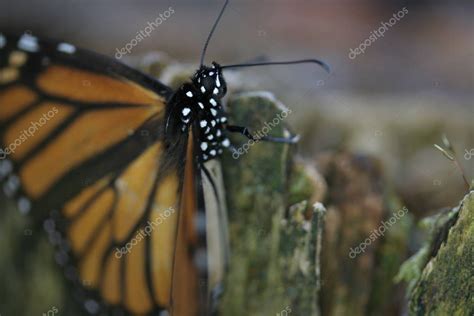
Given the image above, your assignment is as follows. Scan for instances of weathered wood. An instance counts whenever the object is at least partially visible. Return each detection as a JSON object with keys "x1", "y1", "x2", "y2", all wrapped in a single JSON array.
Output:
[
  {"x1": 317, "y1": 152, "x2": 413, "y2": 316},
  {"x1": 396, "y1": 190, "x2": 474, "y2": 315},
  {"x1": 219, "y1": 92, "x2": 326, "y2": 315}
]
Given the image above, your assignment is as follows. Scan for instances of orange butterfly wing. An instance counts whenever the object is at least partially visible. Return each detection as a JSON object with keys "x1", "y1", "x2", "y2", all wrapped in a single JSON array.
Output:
[{"x1": 0, "y1": 34, "x2": 228, "y2": 316}]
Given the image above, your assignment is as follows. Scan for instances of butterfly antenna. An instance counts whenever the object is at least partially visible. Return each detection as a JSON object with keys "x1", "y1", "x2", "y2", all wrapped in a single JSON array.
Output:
[
  {"x1": 200, "y1": 0, "x2": 229, "y2": 67},
  {"x1": 221, "y1": 59, "x2": 331, "y2": 73}
]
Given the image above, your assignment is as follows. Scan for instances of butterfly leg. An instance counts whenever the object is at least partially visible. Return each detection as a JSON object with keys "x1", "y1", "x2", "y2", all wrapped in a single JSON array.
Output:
[{"x1": 226, "y1": 125, "x2": 299, "y2": 144}]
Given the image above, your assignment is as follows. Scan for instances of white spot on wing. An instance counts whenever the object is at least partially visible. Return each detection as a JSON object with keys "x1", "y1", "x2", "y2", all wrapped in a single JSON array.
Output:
[
  {"x1": 4, "y1": 174, "x2": 20, "y2": 197},
  {"x1": 84, "y1": 299, "x2": 100, "y2": 314},
  {"x1": 57, "y1": 42, "x2": 76, "y2": 54},
  {"x1": 159, "y1": 309, "x2": 170, "y2": 316},
  {"x1": 216, "y1": 75, "x2": 221, "y2": 87},
  {"x1": 18, "y1": 196, "x2": 31, "y2": 214},
  {"x1": 200, "y1": 120, "x2": 207, "y2": 128},
  {"x1": 213, "y1": 88, "x2": 219, "y2": 95},
  {"x1": 18, "y1": 34, "x2": 39, "y2": 52},
  {"x1": 186, "y1": 91, "x2": 193, "y2": 97},
  {"x1": 222, "y1": 139, "x2": 230, "y2": 147},
  {"x1": 0, "y1": 159, "x2": 13, "y2": 178},
  {"x1": 198, "y1": 102, "x2": 204, "y2": 109},
  {"x1": 200, "y1": 142, "x2": 208, "y2": 151},
  {"x1": 210, "y1": 108, "x2": 217, "y2": 116},
  {"x1": 210, "y1": 98, "x2": 217, "y2": 107},
  {"x1": 0, "y1": 34, "x2": 6, "y2": 49},
  {"x1": 200, "y1": 86, "x2": 206, "y2": 93}
]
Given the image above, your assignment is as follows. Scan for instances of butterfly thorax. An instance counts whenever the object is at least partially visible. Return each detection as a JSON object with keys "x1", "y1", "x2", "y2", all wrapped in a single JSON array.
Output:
[{"x1": 167, "y1": 62, "x2": 230, "y2": 162}]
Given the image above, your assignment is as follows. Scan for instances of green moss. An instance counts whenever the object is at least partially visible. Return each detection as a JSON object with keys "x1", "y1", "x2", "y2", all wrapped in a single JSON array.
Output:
[
  {"x1": 288, "y1": 162, "x2": 317, "y2": 207},
  {"x1": 399, "y1": 191, "x2": 474, "y2": 315},
  {"x1": 0, "y1": 198, "x2": 80, "y2": 315},
  {"x1": 368, "y1": 201, "x2": 414, "y2": 315},
  {"x1": 219, "y1": 92, "x2": 325, "y2": 315}
]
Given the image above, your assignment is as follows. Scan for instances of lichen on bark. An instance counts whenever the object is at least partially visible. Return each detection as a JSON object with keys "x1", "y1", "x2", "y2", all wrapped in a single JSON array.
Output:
[
  {"x1": 396, "y1": 190, "x2": 474, "y2": 315},
  {"x1": 219, "y1": 92, "x2": 327, "y2": 316}
]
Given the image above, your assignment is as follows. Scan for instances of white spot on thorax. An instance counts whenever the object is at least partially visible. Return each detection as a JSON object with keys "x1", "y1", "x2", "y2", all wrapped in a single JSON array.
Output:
[
  {"x1": 18, "y1": 34, "x2": 39, "y2": 52},
  {"x1": 57, "y1": 42, "x2": 76, "y2": 54},
  {"x1": 222, "y1": 139, "x2": 230, "y2": 147},
  {"x1": 200, "y1": 86, "x2": 206, "y2": 93},
  {"x1": 182, "y1": 107, "x2": 191, "y2": 116}
]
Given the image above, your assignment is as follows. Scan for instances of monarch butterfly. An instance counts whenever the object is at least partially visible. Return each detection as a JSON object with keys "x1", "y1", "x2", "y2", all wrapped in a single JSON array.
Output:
[{"x1": 0, "y1": 0, "x2": 328, "y2": 315}]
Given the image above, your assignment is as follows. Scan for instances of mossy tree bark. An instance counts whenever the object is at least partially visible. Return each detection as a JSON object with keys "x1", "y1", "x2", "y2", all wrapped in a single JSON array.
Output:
[
  {"x1": 397, "y1": 190, "x2": 474, "y2": 315},
  {"x1": 219, "y1": 92, "x2": 326, "y2": 316}
]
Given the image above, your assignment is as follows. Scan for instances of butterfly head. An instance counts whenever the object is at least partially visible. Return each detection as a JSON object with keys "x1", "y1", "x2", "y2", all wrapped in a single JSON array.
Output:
[{"x1": 193, "y1": 62, "x2": 227, "y2": 99}]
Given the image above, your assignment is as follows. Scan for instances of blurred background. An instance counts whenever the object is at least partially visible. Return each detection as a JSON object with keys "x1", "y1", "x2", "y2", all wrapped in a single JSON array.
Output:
[
  {"x1": 1, "y1": 0, "x2": 471, "y2": 210},
  {"x1": 0, "y1": 0, "x2": 472, "y2": 315}
]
